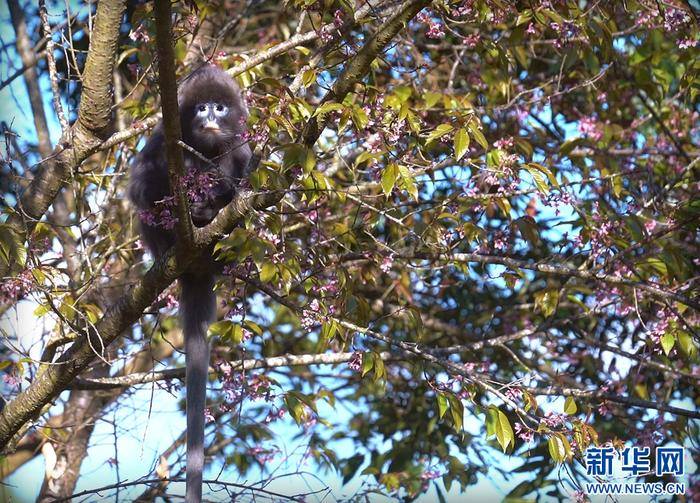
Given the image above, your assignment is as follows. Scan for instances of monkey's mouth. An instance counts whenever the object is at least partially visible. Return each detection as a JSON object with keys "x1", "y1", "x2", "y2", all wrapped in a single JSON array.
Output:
[{"x1": 201, "y1": 121, "x2": 221, "y2": 132}]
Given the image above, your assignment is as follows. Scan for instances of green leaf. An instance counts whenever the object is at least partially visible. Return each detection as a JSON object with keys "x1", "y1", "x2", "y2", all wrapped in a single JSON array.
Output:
[
  {"x1": 423, "y1": 91, "x2": 442, "y2": 108},
  {"x1": 493, "y1": 408, "x2": 514, "y2": 452},
  {"x1": 525, "y1": 166, "x2": 550, "y2": 194},
  {"x1": 284, "y1": 394, "x2": 305, "y2": 424},
  {"x1": 677, "y1": 330, "x2": 696, "y2": 358},
  {"x1": 371, "y1": 352, "x2": 385, "y2": 382},
  {"x1": 447, "y1": 394, "x2": 464, "y2": 431},
  {"x1": 361, "y1": 352, "x2": 374, "y2": 377},
  {"x1": 425, "y1": 123, "x2": 453, "y2": 144},
  {"x1": 467, "y1": 121, "x2": 488, "y2": 149},
  {"x1": 381, "y1": 163, "x2": 399, "y2": 197},
  {"x1": 259, "y1": 261, "x2": 277, "y2": 282},
  {"x1": 547, "y1": 433, "x2": 571, "y2": 463},
  {"x1": 208, "y1": 320, "x2": 233, "y2": 338},
  {"x1": 302, "y1": 68, "x2": 317, "y2": 87},
  {"x1": 660, "y1": 331, "x2": 675, "y2": 355},
  {"x1": 398, "y1": 164, "x2": 418, "y2": 201},
  {"x1": 230, "y1": 324, "x2": 244, "y2": 344},
  {"x1": 534, "y1": 288, "x2": 559, "y2": 318},
  {"x1": 351, "y1": 106, "x2": 369, "y2": 130},
  {"x1": 453, "y1": 128, "x2": 470, "y2": 160},
  {"x1": 564, "y1": 396, "x2": 577, "y2": 415},
  {"x1": 437, "y1": 392, "x2": 448, "y2": 419}
]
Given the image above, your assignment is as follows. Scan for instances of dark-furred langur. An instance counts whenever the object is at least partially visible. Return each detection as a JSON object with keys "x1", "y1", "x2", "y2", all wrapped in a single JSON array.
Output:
[{"x1": 129, "y1": 64, "x2": 252, "y2": 503}]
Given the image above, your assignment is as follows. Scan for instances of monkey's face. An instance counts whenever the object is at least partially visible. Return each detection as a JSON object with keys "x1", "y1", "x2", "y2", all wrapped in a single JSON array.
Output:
[{"x1": 189, "y1": 101, "x2": 237, "y2": 151}]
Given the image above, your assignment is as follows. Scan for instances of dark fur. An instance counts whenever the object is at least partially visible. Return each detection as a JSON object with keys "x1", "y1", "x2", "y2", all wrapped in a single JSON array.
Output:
[{"x1": 129, "y1": 65, "x2": 251, "y2": 503}]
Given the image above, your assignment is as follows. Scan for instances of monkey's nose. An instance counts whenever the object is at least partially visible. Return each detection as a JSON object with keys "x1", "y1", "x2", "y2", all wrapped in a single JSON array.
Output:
[{"x1": 202, "y1": 120, "x2": 220, "y2": 131}]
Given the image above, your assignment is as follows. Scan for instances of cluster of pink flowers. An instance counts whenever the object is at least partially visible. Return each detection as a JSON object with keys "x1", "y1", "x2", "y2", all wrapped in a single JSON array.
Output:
[
  {"x1": 363, "y1": 132, "x2": 383, "y2": 153},
  {"x1": 462, "y1": 33, "x2": 480, "y2": 48},
  {"x1": 539, "y1": 411, "x2": 568, "y2": 429},
  {"x1": 182, "y1": 169, "x2": 218, "y2": 205},
  {"x1": 348, "y1": 351, "x2": 363, "y2": 372},
  {"x1": 450, "y1": 0, "x2": 475, "y2": 18},
  {"x1": 636, "y1": 417, "x2": 665, "y2": 448},
  {"x1": 385, "y1": 120, "x2": 406, "y2": 144},
  {"x1": 572, "y1": 490, "x2": 587, "y2": 503},
  {"x1": 379, "y1": 255, "x2": 394, "y2": 273},
  {"x1": 258, "y1": 228, "x2": 280, "y2": 246},
  {"x1": 138, "y1": 196, "x2": 177, "y2": 230},
  {"x1": 578, "y1": 115, "x2": 603, "y2": 141},
  {"x1": 158, "y1": 290, "x2": 179, "y2": 310},
  {"x1": 549, "y1": 20, "x2": 581, "y2": 48},
  {"x1": 128, "y1": 24, "x2": 150, "y2": 43},
  {"x1": 0, "y1": 269, "x2": 33, "y2": 302},
  {"x1": 333, "y1": 9, "x2": 344, "y2": 29},
  {"x1": 679, "y1": 38, "x2": 698, "y2": 49},
  {"x1": 3, "y1": 373, "x2": 21, "y2": 388},
  {"x1": 416, "y1": 10, "x2": 446, "y2": 39},
  {"x1": 420, "y1": 468, "x2": 441, "y2": 491},
  {"x1": 504, "y1": 387, "x2": 521, "y2": 402},
  {"x1": 263, "y1": 407, "x2": 286, "y2": 424},
  {"x1": 493, "y1": 136, "x2": 514, "y2": 150},
  {"x1": 663, "y1": 7, "x2": 690, "y2": 31},
  {"x1": 300, "y1": 298, "x2": 321, "y2": 330},
  {"x1": 515, "y1": 422, "x2": 534, "y2": 442},
  {"x1": 320, "y1": 25, "x2": 334, "y2": 43},
  {"x1": 247, "y1": 446, "x2": 278, "y2": 465},
  {"x1": 542, "y1": 190, "x2": 576, "y2": 216},
  {"x1": 647, "y1": 307, "x2": 676, "y2": 351}
]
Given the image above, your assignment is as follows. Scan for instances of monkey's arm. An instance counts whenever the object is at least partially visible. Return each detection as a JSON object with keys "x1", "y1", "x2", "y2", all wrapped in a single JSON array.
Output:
[{"x1": 128, "y1": 128, "x2": 176, "y2": 255}]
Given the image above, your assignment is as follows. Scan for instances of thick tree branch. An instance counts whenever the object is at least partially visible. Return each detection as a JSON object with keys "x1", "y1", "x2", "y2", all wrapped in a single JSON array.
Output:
[
  {"x1": 71, "y1": 351, "x2": 392, "y2": 389},
  {"x1": 0, "y1": 0, "x2": 127, "y2": 278},
  {"x1": 153, "y1": 0, "x2": 193, "y2": 249}
]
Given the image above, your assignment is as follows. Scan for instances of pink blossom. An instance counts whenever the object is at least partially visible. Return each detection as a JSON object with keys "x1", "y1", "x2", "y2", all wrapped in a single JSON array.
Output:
[
  {"x1": 493, "y1": 136, "x2": 514, "y2": 150},
  {"x1": 380, "y1": 255, "x2": 394, "y2": 273},
  {"x1": 333, "y1": 9, "x2": 343, "y2": 28},
  {"x1": 0, "y1": 269, "x2": 33, "y2": 302},
  {"x1": 679, "y1": 38, "x2": 698, "y2": 49},
  {"x1": 540, "y1": 411, "x2": 567, "y2": 429},
  {"x1": 348, "y1": 351, "x2": 362, "y2": 372},
  {"x1": 129, "y1": 24, "x2": 150, "y2": 43},
  {"x1": 320, "y1": 25, "x2": 334, "y2": 43},
  {"x1": 578, "y1": 115, "x2": 603, "y2": 141},
  {"x1": 663, "y1": 7, "x2": 690, "y2": 31},
  {"x1": 426, "y1": 22, "x2": 446, "y2": 39},
  {"x1": 462, "y1": 33, "x2": 480, "y2": 48},
  {"x1": 515, "y1": 422, "x2": 534, "y2": 442},
  {"x1": 572, "y1": 490, "x2": 588, "y2": 503}
]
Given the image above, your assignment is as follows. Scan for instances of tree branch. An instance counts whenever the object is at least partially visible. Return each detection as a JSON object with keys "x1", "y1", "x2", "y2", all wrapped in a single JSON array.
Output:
[
  {"x1": 405, "y1": 252, "x2": 700, "y2": 311},
  {"x1": 153, "y1": 0, "x2": 193, "y2": 249},
  {"x1": 71, "y1": 351, "x2": 393, "y2": 389},
  {"x1": 0, "y1": 0, "x2": 127, "y2": 278}
]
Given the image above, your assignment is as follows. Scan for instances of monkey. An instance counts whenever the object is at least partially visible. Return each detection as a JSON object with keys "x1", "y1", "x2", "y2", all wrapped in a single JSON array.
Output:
[{"x1": 128, "y1": 64, "x2": 252, "y2": 503}]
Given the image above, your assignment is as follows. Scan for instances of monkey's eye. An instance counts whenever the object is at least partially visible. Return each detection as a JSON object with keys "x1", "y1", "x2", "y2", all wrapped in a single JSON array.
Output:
[
  {"x1": 215, "y1": 104, "x2": 224, "y2": 112},
  {"x1": 197, "y1": 105, "x2": 207, "y2": 113}
]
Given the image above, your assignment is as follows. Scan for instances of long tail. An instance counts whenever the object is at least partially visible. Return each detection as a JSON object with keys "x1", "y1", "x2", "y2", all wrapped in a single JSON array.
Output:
[{"x1": 181, "y1": 272, "x2": 215, "y2": 503}]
